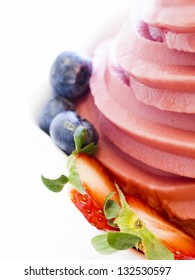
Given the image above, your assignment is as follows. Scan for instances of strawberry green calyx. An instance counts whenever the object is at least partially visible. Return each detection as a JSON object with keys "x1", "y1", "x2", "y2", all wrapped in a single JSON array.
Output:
[
  {"x1": 41, "y1": 127, "x2": 174, "y2": 260},
  {"x1": 41, "y1": 174, "x2": 68, "y2": 192},
  {"x1": 73, "y1": 126, "x2": 98, "y2": 156},
  {"x1": 41, "y1": 155, "x2": 86, "y2": 194},
  {"x1": 92, "y1": 184, "x2": 174, "y2": 260},
  {"x1": 41, "y1": 126, "x2": 98, "y2": 194},
  {"x1": 91, "y1": 232, "x2": 141, "y2": 255}
]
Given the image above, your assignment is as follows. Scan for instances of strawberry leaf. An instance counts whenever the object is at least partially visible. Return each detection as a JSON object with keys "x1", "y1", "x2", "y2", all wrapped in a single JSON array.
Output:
[
  {"x1": 79, "y1": 142, "x2": 98, "y2": 156},
  {"x1": 41, "y1": 127, "x2": 97, "y2": 195},
  {"x1": 73, "y1": 126, "x2": 98, "y2": 156},
  {"x1": 73, "y1": 126, "x2": 87, "y2": 153},
  {"x1": 115, "y1": 183, "x2": 129, "y2": 208},
  {"x1": 104, "y1": 192, "x2": 120, "y2": 219},
  {"x1": 141, "y1": 228, "x2": 174, "y2": 260},
  {"x1": 107, "y1": 219, "x2": 119, "y2": 228},
  {"x1": 67, "y1": 155, "x2": 86, "y2": 194},
  {"x1": 107, "y1": 232, "x2": 141, "y2": 250},
  {"x1": 91, "y1": 234, "x2": 117, "y2": 255},
  {"x1": 41, "y1": 174, "x2": 68, "y2": 192},
  {"x1": 111, "y1": 186, "x2": 174, "y2": 260},
  {"x1": 114, "y1": 186, "x2": 144, "y2": 232},
  {"x1": 91, "y1": 232, "x2": 141, "y2": 255},
  {"x1": 41, "y1": 155, "x2": 86, "y2": 195}
]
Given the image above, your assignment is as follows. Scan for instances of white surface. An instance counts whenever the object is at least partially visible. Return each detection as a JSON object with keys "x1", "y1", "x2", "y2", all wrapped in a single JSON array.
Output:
[{"x1": 0, "y1": 0, "x2": 144, "y2": 260}]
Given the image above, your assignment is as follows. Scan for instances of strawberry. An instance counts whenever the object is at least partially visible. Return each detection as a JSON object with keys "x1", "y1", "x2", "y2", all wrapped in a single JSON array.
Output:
[
  {"x1": 75, "y1": 153, "x2": 119, "y2": 208},
  {"x1": 68, "y1": 153, "x2": 119, "y2": 231},
  {"x1": 70, "y1": 188, "x2": 115, "y2": 231},
  {"x1": 74, "y1": 153, "x2": 195, "y2": 260},
  {"x1": 126, "y1": 196, "x2": 195, "y2": 260},
  {"x1": 41, "y1": 126, "x2": 195, "y2": 260}
]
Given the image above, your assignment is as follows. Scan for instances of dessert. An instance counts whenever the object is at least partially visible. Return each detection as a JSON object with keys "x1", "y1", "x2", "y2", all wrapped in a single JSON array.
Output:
[
  {"x1": 39, "y1": 0, "x2": 195, "y2": 259},
  {"x1": 77, "y1": 0, "x2": 195, "y2": 237}
]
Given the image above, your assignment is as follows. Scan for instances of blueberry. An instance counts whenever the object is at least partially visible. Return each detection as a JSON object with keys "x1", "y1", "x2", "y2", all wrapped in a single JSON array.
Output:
[
  {"x1": 49, "y1": 51, "x2": 92, "y2": 100},
  {"x1": 38, "y1": 96, "x2": 74, "y2": 134},
  {"x1": 49, "y1": 111, "x2": 98, "y2": 155}
]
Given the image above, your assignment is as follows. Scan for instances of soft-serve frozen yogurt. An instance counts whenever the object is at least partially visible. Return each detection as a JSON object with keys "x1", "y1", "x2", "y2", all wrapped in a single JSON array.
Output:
[{"x1": 76, "y1": 0, "x2": 195, "y2": 239}]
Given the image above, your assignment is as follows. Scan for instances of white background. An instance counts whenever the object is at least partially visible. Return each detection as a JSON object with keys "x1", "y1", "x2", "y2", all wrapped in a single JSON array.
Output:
[{"x1": 0, "y1": 0, "x2": 146, "y2": 260}]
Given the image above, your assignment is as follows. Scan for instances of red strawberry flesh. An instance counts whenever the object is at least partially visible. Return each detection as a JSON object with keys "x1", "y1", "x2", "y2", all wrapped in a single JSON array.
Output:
[
  {"x1": 70, "y1": 188, "x2": 115, "y2": 231},
  {"x1": 71, "y1": 153, "x2": 195, "y2": 260}
]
